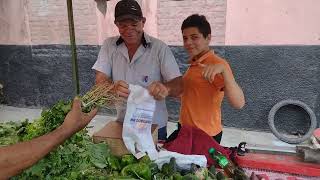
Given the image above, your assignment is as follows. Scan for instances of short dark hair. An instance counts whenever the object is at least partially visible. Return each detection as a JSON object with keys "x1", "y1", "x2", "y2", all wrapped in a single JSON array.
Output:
[{"x1": 181, "y1": 14, "x2": 211, "y2": 38}]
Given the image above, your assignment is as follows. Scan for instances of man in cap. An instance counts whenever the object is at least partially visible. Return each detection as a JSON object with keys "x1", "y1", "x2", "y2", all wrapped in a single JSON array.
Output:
[{"x1": 92, "y1": 0, "x2": 182, "y2": 141}]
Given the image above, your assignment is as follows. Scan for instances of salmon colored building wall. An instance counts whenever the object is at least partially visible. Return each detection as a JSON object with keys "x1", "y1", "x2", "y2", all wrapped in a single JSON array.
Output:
[
  {"x1": 0, "y1": 0, "x2": 226, "y2": 45},
  {"x1": 225, "y1": 0, "x2": 320, "y2": 45},
  {"x1": 1, "y1": 0, "x2": 320, "y2": 45},
  {"x1": 0, "y1": 0, "x2": 98, "y2": 45},
  {"x1": 0, "y1": 0, "x2": 31, "y2": 45}
]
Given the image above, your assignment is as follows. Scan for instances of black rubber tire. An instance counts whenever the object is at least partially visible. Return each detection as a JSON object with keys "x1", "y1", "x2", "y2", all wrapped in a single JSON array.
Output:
[{"x1": 268, "y1": 99, "x2": 317, "y2": 144}]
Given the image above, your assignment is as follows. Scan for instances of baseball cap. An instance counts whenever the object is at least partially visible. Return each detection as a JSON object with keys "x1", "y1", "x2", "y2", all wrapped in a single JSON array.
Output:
[{"x1": 114, "y1": 0, "x2": 143, "y2": 22}]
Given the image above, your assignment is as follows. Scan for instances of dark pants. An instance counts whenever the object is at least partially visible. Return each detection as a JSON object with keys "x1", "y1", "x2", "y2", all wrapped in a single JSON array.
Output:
[
  {"x1": 167, "y1": 123, "x2": 223, "y2": 144},
  {"x1": 158, "y1": 126, "x2": 167, "y2": 141},
  {"x1": 212, "y1": 131, "x2": 223, "y2": 144}
]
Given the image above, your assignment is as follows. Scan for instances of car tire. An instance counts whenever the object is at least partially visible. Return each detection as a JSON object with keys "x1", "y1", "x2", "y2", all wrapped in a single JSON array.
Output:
[{"x1": 268, "y1": 99, "x2": 317, "y2": 144}]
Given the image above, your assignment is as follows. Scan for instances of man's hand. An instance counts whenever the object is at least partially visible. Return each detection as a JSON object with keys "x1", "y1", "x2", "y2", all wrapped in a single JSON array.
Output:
[
  {"x1": 62, "y1": 97, "x2": 98, "y2": 134},
  {"x1": 95, "y1": 71, "x2": 129, "y2": 98},
  {"x1": 114, "y1": 80, "x2": 130, "y2": 98},
  {"x1": 199, "y1": 63, "x2": 226, "y2": 83},
  {"x1": 148, "y1": 81, "x2": 169, "y2": 101}
]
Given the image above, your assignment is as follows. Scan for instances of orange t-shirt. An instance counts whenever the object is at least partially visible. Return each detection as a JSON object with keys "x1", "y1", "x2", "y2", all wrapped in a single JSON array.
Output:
[{"x1": 179, "y1": 51, "x2": 233, "y2": 136}]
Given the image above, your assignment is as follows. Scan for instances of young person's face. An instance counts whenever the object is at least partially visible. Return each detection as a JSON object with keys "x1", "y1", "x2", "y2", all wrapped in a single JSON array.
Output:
[
  {"x1": 182, "y1": 27, "x2": 211, "y2": 57},
  {"x1": 116, "y1": 18, "x2": 145, "y2": 45}
]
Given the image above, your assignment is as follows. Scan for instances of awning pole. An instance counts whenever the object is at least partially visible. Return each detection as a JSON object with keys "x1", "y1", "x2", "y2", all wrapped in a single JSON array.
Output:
[{"x1": 66, "y1": 0, "x2": 80, "y2": 95}]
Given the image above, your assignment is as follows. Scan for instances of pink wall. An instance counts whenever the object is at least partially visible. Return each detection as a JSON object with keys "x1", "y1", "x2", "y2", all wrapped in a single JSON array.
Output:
[
  {"x1": 0, "y1": 0, "x2": 157, "y2": 45},
  {"x1": 0, "y1": 0, "x2": 31, "y2": 45},
  {"x1": 157, "y1": 0, "x2": 227, "y2": 46},
  {"x1": 0, "y1": 0, "x2": 98, "y2": 45},
  {"x1": 98, "y1": 0, "x2": 227, "y2": 46},
  {"x1": 225, "y1": 0, "x2": 320, "y2": 45},
  {"x1": 2, "y1": 0, "x2": 320, "y2": 46}
]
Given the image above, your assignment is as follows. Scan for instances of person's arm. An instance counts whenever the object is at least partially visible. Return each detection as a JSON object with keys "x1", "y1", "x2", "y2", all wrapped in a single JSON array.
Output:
[
  {"x1": 221, "y1": 70, "x2": 245, "y2": 109},
  {"x1": 95, "y1": 70, "x2": 112, "y2": 85},
  {"x1": 147, "y1": 76, "x2": 183, "y2": 101},
  {"x1": 93, "y1": 40, "x2": 130, "y2": 98},
  {"x1": 164, "y1": 76, "x2": 183, "y2": 97},
  {"x1": 95, "y1": 70, "x2": 130, "y2": 98},
  {"x1": 96, "y1": 69, "x2": 182, "y2": 100},
  {"x1": 201, "y1": 63, "x2": 245, "y2": 109},
  {"x1": 0, "y1": 98, "x2": 97, "y2": 178},
  {"x1": 148, "y1": 42, "x2": 183, "y2": 100}
]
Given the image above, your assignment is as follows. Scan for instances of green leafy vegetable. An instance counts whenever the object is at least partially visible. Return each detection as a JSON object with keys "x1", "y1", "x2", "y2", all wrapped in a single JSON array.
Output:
[
  {"x1": 5, "y1": 100, "x2": 112, "y2": 179},
  {"x1": 121, "y1": 162, "x2": 151, "y2": 180},
  {"x1": 121, "y1": 154, "x2": 138, "y2": 168}
]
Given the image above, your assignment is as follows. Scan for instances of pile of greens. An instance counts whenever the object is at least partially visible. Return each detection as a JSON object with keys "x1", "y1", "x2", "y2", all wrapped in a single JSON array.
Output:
[
  {"x1": 0, "y1": 83, "x2": 123, "y2": 178},
  {"x1": 0, "y1": 100, "x2": 218, "y2": 179},
  {"x1": 1, "y1": 101, "x2": 115, "y2": 179},
  {"x1": 0, "y1": 120, "x2": 27, "y2": 146}
]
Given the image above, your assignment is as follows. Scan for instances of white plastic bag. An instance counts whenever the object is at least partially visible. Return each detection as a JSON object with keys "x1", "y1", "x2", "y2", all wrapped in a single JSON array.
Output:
[
  {"x1": 122, "y1": 84, "x2": 158, "y2": 160},
  {"x1": 154, "y1": 150, "x2": 207, "y2": 170}
]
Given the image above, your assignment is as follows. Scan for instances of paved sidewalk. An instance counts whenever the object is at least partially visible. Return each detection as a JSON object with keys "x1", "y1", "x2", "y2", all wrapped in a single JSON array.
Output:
[{"x1": 0, "y1": 105, "x2": 296, "y2": 153}]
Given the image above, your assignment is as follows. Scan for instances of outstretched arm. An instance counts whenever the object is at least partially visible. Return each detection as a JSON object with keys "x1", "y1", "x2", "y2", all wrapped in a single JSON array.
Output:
[
  {"x1": 147, "y1": 76, "x2": 183, "y2": 101},
  {"x1": 201, "y1": 63, "x2": 245, "y2": 109},
  {"x1": 0, "y1": 98, "x2": 97, "y2": 178},
  {"x1": 221, "y1": 70, "x2": 245, "y2": 109},
  {"x1": 164, "y1": 76, "x2": 183, "y2": 97}
]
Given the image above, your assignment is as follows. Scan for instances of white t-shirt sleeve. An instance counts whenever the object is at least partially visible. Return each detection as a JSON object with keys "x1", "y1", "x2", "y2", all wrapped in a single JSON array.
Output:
[
  {"x1": 92, "y1": 39, "x2": 112, "y2": 77},
  {"x1": 159, "y1": 45, "x2": 182, "y2": 82}
]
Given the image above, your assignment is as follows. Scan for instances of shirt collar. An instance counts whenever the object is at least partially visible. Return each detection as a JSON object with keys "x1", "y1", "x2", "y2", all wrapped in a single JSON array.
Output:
[
  {"x1": 116, "y1": 33, "x2": 151, "y2": 48},
  {"x1": 189, "y1": 50, "x2": 214, "y2": 65}
]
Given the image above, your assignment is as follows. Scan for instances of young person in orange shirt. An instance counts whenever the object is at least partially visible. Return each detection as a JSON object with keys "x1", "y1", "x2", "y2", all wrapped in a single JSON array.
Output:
[{"x1": 178, "y1": 14, "x2": 245, "y2": 143}]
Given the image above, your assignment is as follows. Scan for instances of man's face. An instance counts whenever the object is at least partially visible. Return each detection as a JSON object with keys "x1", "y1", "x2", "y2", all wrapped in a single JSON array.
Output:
[
  {"x1": 116, "y1": 18, "x2": 145, "y2": 45},
  {"x1": 182, "y1": 27, "x2": 211, "y2": 57}
]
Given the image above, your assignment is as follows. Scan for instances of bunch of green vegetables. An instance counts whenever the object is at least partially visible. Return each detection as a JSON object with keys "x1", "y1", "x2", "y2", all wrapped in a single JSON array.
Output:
[
  {"x1": 152, "y1": 157, "x2": 218, "y2": 180},
  {"x1": 0, "y1": 83, "x2": 120, "y2": 179},
  {"x1": 0, "y1": 100, "x2": 114, "y2": 179},
  {"x1": 106, "y1": 155, "x2": 218, "y2": 180},
  {"x1": 0, "y1": 120, "x2": 28, "y2": 146}
]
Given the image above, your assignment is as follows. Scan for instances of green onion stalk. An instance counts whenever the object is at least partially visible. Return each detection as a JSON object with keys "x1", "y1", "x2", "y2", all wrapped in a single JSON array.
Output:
[{"x1": 81, "y1": 82, "x2": 122, "y2": 113}]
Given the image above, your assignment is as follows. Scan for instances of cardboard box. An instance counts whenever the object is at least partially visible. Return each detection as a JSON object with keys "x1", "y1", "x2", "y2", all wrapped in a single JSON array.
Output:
[{"x1": 93, "y1": 121, "x2": 158, "y2": 156}]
